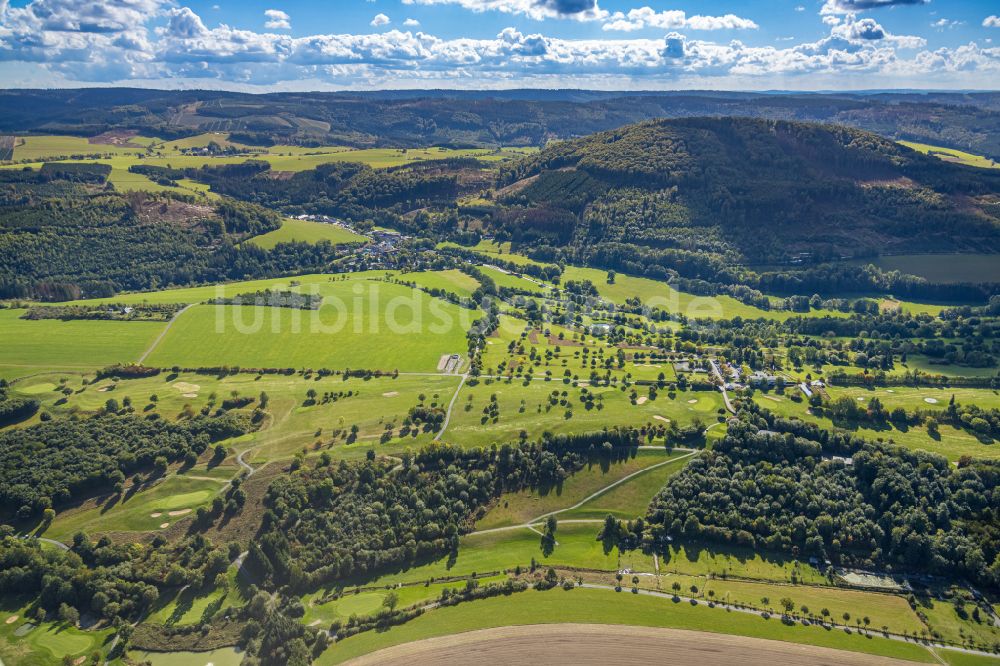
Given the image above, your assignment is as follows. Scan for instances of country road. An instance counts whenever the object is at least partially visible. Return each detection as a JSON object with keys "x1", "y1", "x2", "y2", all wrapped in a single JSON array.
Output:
[
  {"x1": 137, "y1": 303, "x2": 195, "y2": 364},
  {"x1": 709, "y1": 359, "x2": 736, "y2": 414}
]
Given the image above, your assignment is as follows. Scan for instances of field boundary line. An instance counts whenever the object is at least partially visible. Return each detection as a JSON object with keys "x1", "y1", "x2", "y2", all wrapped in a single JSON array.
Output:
[{"x1": 137, "y1": 303, "x2": 195, "y2": 364}]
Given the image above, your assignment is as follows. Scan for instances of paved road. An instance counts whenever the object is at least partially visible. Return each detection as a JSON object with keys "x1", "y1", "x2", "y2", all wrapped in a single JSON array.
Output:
[
  {"x1": 434, "y1": 373, "x2": 468, "y2": 441},
  {"x1": 709, "y1": 359, "x2": 736, "y2": 414},
  {"x1": 137, "y1": 303, "x2": 195, "y2": 364}
]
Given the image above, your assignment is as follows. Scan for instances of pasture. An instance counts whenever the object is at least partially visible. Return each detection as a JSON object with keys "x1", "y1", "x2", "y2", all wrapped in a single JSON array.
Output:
[
  {"x1": 245, "y1": 218, "x2": 368, "y2": 250},
  {"x1": 11, "y1": 134, "x2": 149, "y2": 161},
  {"x1": 899, "y1": 141, "x2": 999, "y2": 169}
]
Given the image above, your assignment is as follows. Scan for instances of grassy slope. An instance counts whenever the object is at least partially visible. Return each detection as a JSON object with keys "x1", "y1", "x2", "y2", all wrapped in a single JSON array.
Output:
[
  {"x1": 245, "y1": 219, "x2": 367, "y2": 250},
  {"x1": 319, "y1": 588, "x2": 936, "y2": 665},
  {"x1": 560, "y1": 455, "x2": 694, "y2": 520},
  {"x1": 477, "y1": 449, "x2": 687, "y2": 529},
  {"x1": 899, "y1": 141, "x2": 999, "y2": 169}
]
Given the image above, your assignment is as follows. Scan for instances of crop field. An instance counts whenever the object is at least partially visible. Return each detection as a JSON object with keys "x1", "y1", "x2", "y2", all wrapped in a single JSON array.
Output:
[
  {"x1": 848, "y1": 254, "x2": 1000, "y2": 284},
  {"x1": 245, "y1": 218, "x2": 368, "y2": 250},
  {"x1": 443, "y1": 380, "x2": 725, "y2": 449},
  {"x1": 0, "y1": 309, "x2": 166, "y2": 373},
  {"x1": 899, "y1": 141, "x2": 999, "y2": 169},
  {"x1": 477, "y1": 449, "x2": 690, "y2": 529},
  {"x1": 319, "y1": 587, "x2": 937, "y2": 665},
  {"x1": 135, "y1": 279, "x2": 476, "y2": 372}
]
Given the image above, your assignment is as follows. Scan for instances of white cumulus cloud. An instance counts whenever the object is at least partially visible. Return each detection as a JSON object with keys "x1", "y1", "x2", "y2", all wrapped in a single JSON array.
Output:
[
  {"x1": 264, "y1": 9, "x2": 290, "y2": 30},
  {"x1": 371, "y1": 13, "x2": 390, "y2": 27}
]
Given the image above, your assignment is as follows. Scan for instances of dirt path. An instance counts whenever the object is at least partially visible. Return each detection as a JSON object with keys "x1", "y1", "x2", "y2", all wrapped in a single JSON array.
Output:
[
  {"x1": 342, "y1": 623, "x2": 921, "y2": 666},
  {"x1": 137, "y1": 303, "x2": 195, "y2": 364}
]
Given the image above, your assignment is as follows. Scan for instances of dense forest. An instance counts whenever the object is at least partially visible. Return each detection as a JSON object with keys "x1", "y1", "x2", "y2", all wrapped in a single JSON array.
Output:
[
  {"x1": 0, "y1": 170, "x2": 358, "y2": 300},
  {"x1": 0, "y1": 412, "x2": 251, "y2": 517},
  {"x1": 645, "y1": 407, "x2": 1000, "y2": 586}
]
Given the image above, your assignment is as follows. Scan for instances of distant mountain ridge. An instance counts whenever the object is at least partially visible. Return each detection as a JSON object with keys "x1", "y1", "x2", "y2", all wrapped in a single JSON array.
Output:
[{"x1": 0, "y1": 88, "x2": 999, "y2": 158}]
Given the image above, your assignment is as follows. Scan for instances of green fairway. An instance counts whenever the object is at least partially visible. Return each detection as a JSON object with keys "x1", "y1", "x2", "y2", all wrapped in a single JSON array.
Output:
[
  {"x1": 753, "y1": 385, "x2": 1000, "y2": 461},
  {"x1": 130, "y1": 647, "x2": 244, "y2": 666},
  {"x1": 44, "y1": 475, "x2": 226, "y2": 541},
  {"x1": 477, "y1": 265, "x2": 548, "y2": 294},
  {"x1": 478, "y1": 449, "x2": 688, "y2": 529},
  {"x1": 142, "y1": 281, "x2": 475, "y2": 372},
  {"x1": 0, "y1": 309, "x2": 165, "y2": 371},
  {"x1": 0, "y1": 597, "x2": 113, "y2": 666},
  {"x1": 13, "y1": 370, "x2": 461, "y2": 464},
  {"x1": 444, "y1": 380, "x2": 724, "y2": 448},
  {"x1": 899, "y1": 141, "x2": 999, "y2": 169},
  {"x1": 245, "y1": 218, "x2": 368, "y2": 250},
  {"x1": 319, "y1": 587, "x2": 937, "y2": 665}
]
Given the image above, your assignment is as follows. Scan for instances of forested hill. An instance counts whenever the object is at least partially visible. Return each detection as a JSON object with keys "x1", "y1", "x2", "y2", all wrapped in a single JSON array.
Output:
[{"x1": 493, "y1": 117, "x2": 1000, "y2": 263}]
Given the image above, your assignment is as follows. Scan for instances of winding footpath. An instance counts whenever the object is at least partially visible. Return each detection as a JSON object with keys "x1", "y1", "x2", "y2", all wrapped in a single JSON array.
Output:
[{"x1": 434, "y1": 373, "x2": 468, "y2": 441}]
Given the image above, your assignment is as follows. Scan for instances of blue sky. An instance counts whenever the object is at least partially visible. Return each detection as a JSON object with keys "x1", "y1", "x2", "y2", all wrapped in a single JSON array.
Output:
[{"x1": 0, "y1": 0, "x2": 997, "y2": 90}]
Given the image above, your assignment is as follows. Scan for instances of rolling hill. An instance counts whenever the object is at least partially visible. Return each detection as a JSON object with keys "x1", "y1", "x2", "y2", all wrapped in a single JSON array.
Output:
[{"x1": 493, "y1": 117, "x2": 1000, "y2": 263}]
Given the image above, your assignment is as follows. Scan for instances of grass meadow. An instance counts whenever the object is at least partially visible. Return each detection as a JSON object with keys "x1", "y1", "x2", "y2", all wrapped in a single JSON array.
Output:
[
  {"x1": 319, "y1": 587, "x2": 937, "y2": 665},
  {"x1": 245, "y1": 218, "x2": 367, "y2": 250},
  {"x1": 899, "y1": 141, "x2": 999, "y2": 169},
  {"x1": 477, "y1": 449, "x2": 689, "y2": 529}
]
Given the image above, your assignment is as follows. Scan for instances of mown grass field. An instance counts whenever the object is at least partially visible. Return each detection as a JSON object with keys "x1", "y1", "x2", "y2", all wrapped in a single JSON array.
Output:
[
  {"x1": 899, "y1": 141, "x2": 999, "y2": 169},
  {"x1": 11, "y1": 134, "x2": 149, "y2": 161},
  {"x1": 477, "y1": 449, "x2": 688, "y2": 529},
  {"x1": 477, "y1": 265, "x2": 548, "y2": 293},
  {"x1": 130, "y1": 647, "x2": 243, "y2": 666},
  {"x1": 398, "y1": 269, "x2": 482, "y2": 299},
  {"x1": 318, "y1": 587, "x2": 937, "y2": 665},
  {"x1": 0, "y1": 309, "x2": 165, "y2": 373},
  {"x1": 560, "y1": 266, "x2": 844, "y2": 321},
  {"x1": 245, "y1": 218, "x2": 367, "y2": 250},
  {"x1": 141, "y1": 280, "x2": 476, "y2": 372}
]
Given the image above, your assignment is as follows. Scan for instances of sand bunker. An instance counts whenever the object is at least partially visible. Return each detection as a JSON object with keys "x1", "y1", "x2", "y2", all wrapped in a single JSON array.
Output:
[
  {"x1": 172, "y1": 381, "x2": 200, "y2": 394},
  {"x1": 635, "y1": 396, "x2": 648, "y2": 405},
  {"x1": 687, "y1": 399, "x2": 698, "y2": 404},
  {"x1": 168, "y1": 508, "x2": 191, "y2": 517},
  {"x1": 382, "y1": 391, "x2": 399, "y2": 397},
  {"x1": 97, "y1": 385, "x2": 113, "y2": 392},
  {"x1": 653, "y1": 415, "x2": 671, "y2": 423},
  {"x1": 762, "y1": 395, "x2": 781, "y2": 402},
  {"x1": 73, "y1": 657, "x2": 86, "y2": 666},
  {"x1": 183, "y1": 393, "x2": 198, "y2": 398},
  {"x1": 159, "y1": 522, "x2": 169, "y2": 529},
  {"x1": 924, "y1": 397, "x2": 939, "y2": 404},
  {"x1": 5, "y1": 615, "x2": 18, "y2": 625},
  {"x1": 150, "y1": 512, "x2": 162, "y2": 518}
]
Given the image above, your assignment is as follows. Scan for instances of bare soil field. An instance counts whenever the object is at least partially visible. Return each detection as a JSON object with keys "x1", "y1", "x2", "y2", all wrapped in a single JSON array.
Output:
[{"x1": 344, "y1": 624, "x2": 920, "y2": 666}]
